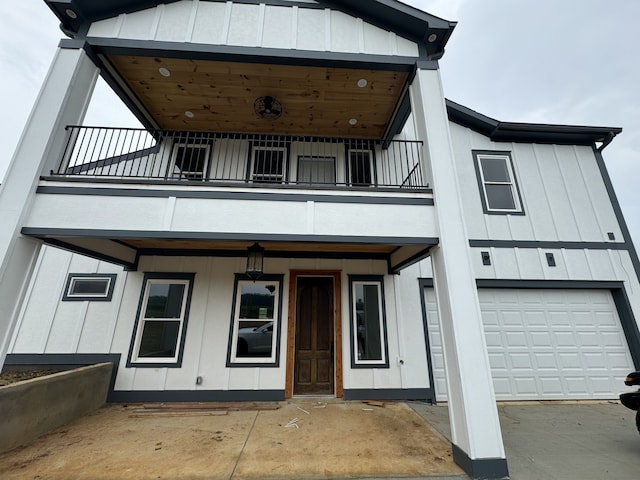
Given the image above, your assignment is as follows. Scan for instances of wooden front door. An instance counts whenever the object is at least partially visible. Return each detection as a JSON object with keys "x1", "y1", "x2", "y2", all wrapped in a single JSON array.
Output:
[{"x1": 294, "y1": 277, "x2": 334, "y2": 395}]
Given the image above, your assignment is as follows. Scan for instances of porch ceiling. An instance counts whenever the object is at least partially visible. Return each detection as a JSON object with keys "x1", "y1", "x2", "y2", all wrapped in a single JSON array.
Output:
[{"x1": 106, "y1": 55, "x2": 409, "y2": 138}]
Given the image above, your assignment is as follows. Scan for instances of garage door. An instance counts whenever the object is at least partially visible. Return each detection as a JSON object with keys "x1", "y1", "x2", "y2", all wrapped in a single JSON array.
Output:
[{"x1": 425, "y1": 288, "x2": 635, "y2": 401}]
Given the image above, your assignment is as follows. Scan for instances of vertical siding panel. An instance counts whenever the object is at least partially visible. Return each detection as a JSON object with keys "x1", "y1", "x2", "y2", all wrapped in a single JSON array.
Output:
[
  {"x1": 363, "y1": 23, "x2": 391, "y2": 55},
  {"x1": 119, "y1": 9, "x2": 156, "y2": 40},
  {"x1": 555, "y1": 145, "x2": 600, "y2": 241},
  {"x1": 156, "y1": 2, "x2": 193, "y2": 42},
  {"x1": 563, "y1": 249, "x2": 593, "y2": 280},
  {"x1": 575, "y1": 146, "x2": 624, "y2": 241},
  {"x1": 534, "y1": 144, "x2": 580, "y2": 240},
  {"x1": 511, "y1": 144, "x2": 554, "y2": 240},
  {"x1": 192, "y1": 1, "x2": 227, "y2": 45},
  {"x1": 514, "y1": 248, "x2": 544, "y2": 278},
  {"x1": 228, "y1": 3, "x2": 261, "y2": 46},
  {"x1": 262, "y1": 6, "x2": 294, "y2": 49}
]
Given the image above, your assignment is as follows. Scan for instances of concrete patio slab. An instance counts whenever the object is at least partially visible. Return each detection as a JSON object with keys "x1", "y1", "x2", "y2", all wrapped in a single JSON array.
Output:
[{"x1": 0, "y1": 399, "x2": 466, "y2": 480}]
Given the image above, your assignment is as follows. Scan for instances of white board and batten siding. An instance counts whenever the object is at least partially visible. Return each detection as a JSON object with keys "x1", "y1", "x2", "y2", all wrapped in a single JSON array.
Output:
[
  {"x1": 10, "y1": 249, "x2": 431, "y2": 394},
  {"x1": 87, "y1": 0, "x2": 419, "y2": 58},
  {"x1": 424, "y1": 287, "x2": 635, "y2": 401},
  {"x1": 449, "y1": 123, "x2": 624, "y2": 244}
]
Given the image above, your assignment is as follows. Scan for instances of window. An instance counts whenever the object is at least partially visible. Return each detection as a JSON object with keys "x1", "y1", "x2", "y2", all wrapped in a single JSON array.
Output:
[
  {"x1": 62, "y1": 274, "x2": 117, "y2": 301},
  {"x1": 170, "y1": 142, "x2": 211, "y2": 180},
  {"x1": 128, "y1": 273, "x2": 195, "y2": 367},
  {"x1": 227, "y1": 274, "x2": 283, "y2": 366},
  {"x1": 349, "y1": 276, "x2": 389, "y2": 368},
  {"x1": 348, "y1": 149, "x2": 374, "y2": 186},
  {"x1": 250, "y1": 146, "x2": 287, "y2": 183},
  {"x1": 473, "y1": 151, "x2": 523, "y2": 214},
  {"x1": 298, "y1": 156, "x2": 336, "y2": 185}
]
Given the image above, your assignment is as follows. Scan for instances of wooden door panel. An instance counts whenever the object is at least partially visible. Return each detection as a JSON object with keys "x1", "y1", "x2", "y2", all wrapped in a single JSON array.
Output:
[{"x1": 294, "y1": 277, "x2": 334, "y2": 395}]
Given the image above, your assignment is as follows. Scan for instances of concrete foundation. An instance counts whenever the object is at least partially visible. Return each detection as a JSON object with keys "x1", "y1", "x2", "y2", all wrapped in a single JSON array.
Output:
[{"x1": 0, "y1": 363, "x2": 112, "y2": 454}]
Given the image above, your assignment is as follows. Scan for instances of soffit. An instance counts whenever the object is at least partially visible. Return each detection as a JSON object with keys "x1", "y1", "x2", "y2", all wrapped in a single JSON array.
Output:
[{"x1": 107, "y1": 55, "x2": 409, "y2": 137}]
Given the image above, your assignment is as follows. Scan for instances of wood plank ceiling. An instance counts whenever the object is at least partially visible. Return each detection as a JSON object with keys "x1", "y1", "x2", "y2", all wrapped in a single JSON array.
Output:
[{"x1": 107, "y1": 55, "x2": 409, "y2": 138}]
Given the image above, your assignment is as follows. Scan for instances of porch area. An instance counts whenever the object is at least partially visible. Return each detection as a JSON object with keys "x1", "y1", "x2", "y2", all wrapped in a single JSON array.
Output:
[{"x1": 0, "y1": 398, "x2": 464, "y2": 480}]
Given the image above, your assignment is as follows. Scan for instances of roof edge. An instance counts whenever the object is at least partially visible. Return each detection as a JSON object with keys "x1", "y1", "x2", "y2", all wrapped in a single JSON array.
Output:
[{"x1": 446, "y1": 99, "x2": 622, "y2": 149}]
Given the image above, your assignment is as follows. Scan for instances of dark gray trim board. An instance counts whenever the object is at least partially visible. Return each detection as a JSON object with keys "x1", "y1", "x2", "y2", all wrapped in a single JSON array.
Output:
[
  {"x1": 110, "y1": 389, "x2": 285, "y2": 403},
  {"x1": 343, "y1": 389, "x2": 432, "y2": 401},
  {"x1": 388, "y1": 246, "x2": 431, "y2": 275},
  {"x1": 593, "y1": 147, "x2": 640, "y2": 283},
  {"x1": 85, "y1": 37, "x2": 422, "y2": 71},
  {"x1": 469, "y1": 239, "x2": 629, "y2": 250},
  {"x1": 4, "y1": 353, "x2": 121, "y2": 402},
  {"x1": 36, "y1": 185, "x2": 434, "y2": 205},
  {"x1": 452, "y1": 444, "x2": 509, "y2": 480},
  {"x1": 23, "y1": 227, "x2": 438, "y2": 247},
  {"x1": 137, "y1": 248, "x2": 390, "y2": 262}
]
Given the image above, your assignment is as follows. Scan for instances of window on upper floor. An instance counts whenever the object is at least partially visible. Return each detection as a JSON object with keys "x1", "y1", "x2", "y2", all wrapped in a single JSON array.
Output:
[
  {"x1": 349, "y1": 275, "x2": 389, "y2": 368},
  {"x1": 348, "y1": 149, "x2": 375, "y2": 186},
  {"x1": 227, "y1": 274, "x2": 283, "y2": 366},
  {"x1": 170, "y1": 142, "x2": 211, "y2": 180},
  {"x1": 62, "y1": 273, "x2": 117, "y2": 301},
  {"x1": 297, "y1": 156, "x2": 336, "y2": 185},
  {"x1": 473, "y1": 151, "x2": 523, "y2": 214},
  {"x1": 128, "y1": 273, "x2": 195, "y2": 367},
  {"x1": 250, "y1": 146, "x2": 287, "y2": 184}
]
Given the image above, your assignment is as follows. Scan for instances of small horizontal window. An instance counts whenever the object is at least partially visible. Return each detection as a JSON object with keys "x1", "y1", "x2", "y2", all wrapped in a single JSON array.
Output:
[
  {"x1": 250, "y1": 147, "x2": 287, "y2": 184},
  {"x1": 473, "y1": 151, "x2": 523, "y2": 214},
  {"x1": 62, "y1": 274, "x2": 117, "y2": 301}
]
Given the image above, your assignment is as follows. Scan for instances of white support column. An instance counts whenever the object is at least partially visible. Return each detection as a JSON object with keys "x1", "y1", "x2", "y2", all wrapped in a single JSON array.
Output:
[
  {"x1": 410, "y1": 68, "x2": 508, "y2": 479},
  {"x1": 0, "y1": 47, "x2": 99, "y2": 368}
]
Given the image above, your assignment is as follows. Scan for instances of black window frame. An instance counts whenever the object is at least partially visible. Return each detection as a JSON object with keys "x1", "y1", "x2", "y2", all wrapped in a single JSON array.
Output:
[
  {"x1": 473, "y1": 150, "x2": 524, "y2": 215},
  {"x1": 126, "y1": 272, "x2": 195, "y2": 368},
  {"x1": 226, "y1": 273, "x2": 284, "y2": 368},
  {"x1": 297, "y1": 155, "x2": 337, "y2": 186},
  {"x1": 348, "y1": 275, "x2": 390, "y2": 369},
  {"x1": 62, "y1": 273, "x2": 117, "y2": 302}
]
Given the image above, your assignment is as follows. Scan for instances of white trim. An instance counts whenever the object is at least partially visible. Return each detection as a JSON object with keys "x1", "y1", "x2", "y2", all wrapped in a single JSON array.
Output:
[
  {"x1": 229, "y1": 279, "x2": 281, "y2": 364},
  {"x1": 476, "y1": 153, "x2": 522, "y2": 213},
  {"x1": 250, "y1": 145, "x2": 287, "y2": 183},
  {"x1": 131, "y1": 278, "x2": 190, "y2": 364},
  {"x1": 352, "y1": 280, "x2": 386, "y2": 365},
  {"x1": 169, "y1": 142, "x2": 211, "y2": 180}
]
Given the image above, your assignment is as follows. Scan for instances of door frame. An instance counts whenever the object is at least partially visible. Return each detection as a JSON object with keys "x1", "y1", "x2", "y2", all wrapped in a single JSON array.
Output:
[{"x1": 286, "y1": 270, "x2": 343, "y2": 398}]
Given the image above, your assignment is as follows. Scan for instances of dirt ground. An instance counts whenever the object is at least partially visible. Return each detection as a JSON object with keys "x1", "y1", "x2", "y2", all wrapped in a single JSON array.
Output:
[
  {"x1": 0, "y1": 369, "x2": 61, "y2": 387},
  {"x1": 0, "y1": 399, "x2": 463, "y2": 480}
]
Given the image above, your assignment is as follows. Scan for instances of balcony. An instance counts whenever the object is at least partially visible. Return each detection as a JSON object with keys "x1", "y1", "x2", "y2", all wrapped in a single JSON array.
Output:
[{"x1": 51, "y1": 127, "x2": 428, "y2": 191}]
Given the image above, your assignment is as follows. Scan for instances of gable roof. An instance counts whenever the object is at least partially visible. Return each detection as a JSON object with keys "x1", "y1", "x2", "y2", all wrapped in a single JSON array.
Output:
[{"x1": 45, "y1": 0, "x2": 456, "y2": 59}]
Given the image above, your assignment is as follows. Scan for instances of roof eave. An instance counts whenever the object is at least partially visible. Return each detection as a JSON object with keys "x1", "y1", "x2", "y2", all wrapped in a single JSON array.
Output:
[{"x1": 446, "y1": 100, "x2": 622, "y2": 149}]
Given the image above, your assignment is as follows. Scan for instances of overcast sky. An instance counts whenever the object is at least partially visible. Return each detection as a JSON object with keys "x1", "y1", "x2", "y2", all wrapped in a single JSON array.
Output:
[{"x1": 1, "y1": 0, "x2": 639, "y2": 245}]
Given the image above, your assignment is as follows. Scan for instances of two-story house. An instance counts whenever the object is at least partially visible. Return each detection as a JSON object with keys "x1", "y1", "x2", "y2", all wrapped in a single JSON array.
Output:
[{"x1": 2, "y1": 1, "x2": 639, "y2": 478}]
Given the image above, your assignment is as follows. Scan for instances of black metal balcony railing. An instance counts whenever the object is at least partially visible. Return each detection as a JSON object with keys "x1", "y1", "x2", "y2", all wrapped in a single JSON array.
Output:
[{"x1": 54, "y1": 127, "x2": 428, "y2": 190}]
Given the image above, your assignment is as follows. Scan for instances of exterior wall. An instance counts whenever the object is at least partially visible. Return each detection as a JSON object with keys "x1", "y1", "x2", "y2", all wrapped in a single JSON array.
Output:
[
  {"x1": 450, "y1": 123, "x2": 622, "y2": 243},
  {"x1": 25, "y1": 184, "x2": 437, "y2": 241},
  {"x1": 87, "y1": 0, "x2": 420, "y2": 58},
  {"x1": 10, "y1": 247, "x2": 431, "y2": 395}
]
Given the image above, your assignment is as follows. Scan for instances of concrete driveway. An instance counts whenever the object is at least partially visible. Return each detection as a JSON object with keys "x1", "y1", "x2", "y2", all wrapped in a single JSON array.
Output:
[{"x1": 410, "y1": 401, "x2": 640, "y2": 480}]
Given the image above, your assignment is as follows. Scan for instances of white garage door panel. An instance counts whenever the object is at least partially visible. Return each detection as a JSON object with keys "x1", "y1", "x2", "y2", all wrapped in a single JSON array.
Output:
[{"x1": 426, "y1": 288, "x2": 635, "y2": 401}]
